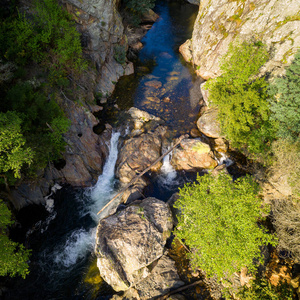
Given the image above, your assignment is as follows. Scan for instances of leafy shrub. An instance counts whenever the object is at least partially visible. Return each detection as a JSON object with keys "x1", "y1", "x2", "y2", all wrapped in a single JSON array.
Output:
[
  {"x1": 5, "y1": 82, "x2": 70, "y2": 172},
  {"x1": 173, "y1": 173, "x2": 277, "y2": 279},
  {"x1": 237, "y1": 277, "x2": 294, "y2": 300},
  {"x1": 2, "y1": 0, "x2": 86, "y2": 83},
  {"x1": 114, "y1": 45, "x2": 127, "y2": 64},
  {"x1": 123, "y1": 0, "x2": 156, "y2": 25},
  {"x1": 269, "y1": 50, "x2": 300, "y2": 143},
  {"x1": 0, "y1": 200, "x2": 31, "y2": 278},
  {"x1": 0, "y1": 111, "x2": 33, "y2": 180},
  {"x1": 206, "y1": 41, "x2": 276, "y2": 155}
]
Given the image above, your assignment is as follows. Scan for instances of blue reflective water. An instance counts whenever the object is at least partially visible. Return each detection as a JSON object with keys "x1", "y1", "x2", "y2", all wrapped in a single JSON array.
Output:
[{"x1": 112, "y1": 0, "x2": 200, "y2": 136}]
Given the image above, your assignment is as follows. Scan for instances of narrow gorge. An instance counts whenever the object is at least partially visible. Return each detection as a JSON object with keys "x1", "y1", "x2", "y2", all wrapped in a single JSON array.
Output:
[{"x1": 1, "y1": 0, "x2": 300, "y2": 299}]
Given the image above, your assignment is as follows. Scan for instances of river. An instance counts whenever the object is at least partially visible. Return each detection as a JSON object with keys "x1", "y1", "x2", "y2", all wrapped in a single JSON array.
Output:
[{"x1": 4, "y1": 1, "x2": 199, "y2": 299}]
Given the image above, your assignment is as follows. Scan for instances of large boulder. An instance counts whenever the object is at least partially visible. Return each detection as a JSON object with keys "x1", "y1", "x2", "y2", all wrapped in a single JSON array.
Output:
[
  {"x1": 185, "y1": 0, "x2": 300, "y2": 79},
  {"x1": 197, "y1": 107, "x2": 222, "y2": 138},
  {"x1": 171, "y1": 138, "x2": 217, "y2": 171},
  {"x1": 112, "y1": 255, "x2": 185, "y2": 300},
  {"x1": 116, "y1": 126, "x2": 166, "y2": 184},
  {"x1": 95, "y1": 198, "x2": 173, "y2": 291}
]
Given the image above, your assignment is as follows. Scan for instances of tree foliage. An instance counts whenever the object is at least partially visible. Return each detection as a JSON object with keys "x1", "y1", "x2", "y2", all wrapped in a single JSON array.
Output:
[
  {"x1": 0, "y1": 200, "x2": 31, "y2": 278},
  {"x1": 269, "y1": 50, "x2": 300, "y2": 143},
  {"x1": 123, "y1": 0, "x2": 156, "y2": 25},
  {"x1": 4, "y1": 83, "x2": 70, "y2": 173},
  {"x1": 0, "y1": 111, "x2": 33, "y2": 179},
  {"x1": 1, "y1": 0, "x2": 86, "y2": 83},
  {"x1": 237, "y1": 277, "x2": 294, "y2": 300},
  {"x1": 206, "y1": 41, "x2": 276, "y2": 155},
  {"x1": 174, "y1": 173, "x2": 277, "y2": 279}
]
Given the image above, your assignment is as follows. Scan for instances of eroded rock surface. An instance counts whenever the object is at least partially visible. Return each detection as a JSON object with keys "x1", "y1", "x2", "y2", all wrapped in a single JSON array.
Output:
[
  {"x1": 95, "y1": 197, "x2": 173, "y2": 292},
  {"x1": 116, "y1": 126, "x2": 166, "y2": 184},
  {"x1": 185, "y1": 0, "x2": 300, "y2": 79},
  {"x1": 171, "y1": 138, "x2": 217, "y2": 171},
  {"x1": 112, "y1": 255, "x2": 184, "y2": 299},
  {"x1": 197, "y1": 107, "x2": 222, "y2": 139},
  {"x1": 63, "y1": 0, "x2": 134, "y2": 95}
]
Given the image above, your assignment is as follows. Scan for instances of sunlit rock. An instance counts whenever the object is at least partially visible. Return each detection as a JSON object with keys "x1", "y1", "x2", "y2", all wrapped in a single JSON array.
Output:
[
  {"x1": 197, "y1": 107, "x2": 222, "y2": 138},
  {"x1": 95, "y1": 198, "x2": 173, "y2": 292},
  {"x1": 171, "y1": 138, "x2": 217, "y2": 171}
]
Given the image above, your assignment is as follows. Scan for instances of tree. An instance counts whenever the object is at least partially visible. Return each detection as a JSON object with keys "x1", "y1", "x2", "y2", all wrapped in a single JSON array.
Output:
[
  {"x1": 206, "y1": 41, "x2": 276, "y2": 155},
  {"x1": 0, "y1": 111, "x2": 33, "y2": 186},
  {"x1": 173, "y1": 173, "x2": 277, "y2": 279},
  {"x1": 0, "y1": 200, "x2": 31, "y2": 278},
  {"x1": 269, "y1": 50, "x2": 300, "y2": 143}
]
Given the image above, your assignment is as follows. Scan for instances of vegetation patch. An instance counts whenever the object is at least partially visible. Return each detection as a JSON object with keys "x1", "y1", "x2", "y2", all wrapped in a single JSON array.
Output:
[{"x1": 173, "y1": 173, "x2": 276, "y2": 280}]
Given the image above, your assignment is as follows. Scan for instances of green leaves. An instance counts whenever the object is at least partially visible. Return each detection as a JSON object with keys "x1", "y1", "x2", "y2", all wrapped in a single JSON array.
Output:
[
  {"x1": 0, "y1": 111, "x2": 33, "y2": 178},
  {"x1": 206, "y1": 41, "x2": 276, "y2": 156},
  {"x1": 0, "y1": 200, "x2": 31, "y2": 278},
  {"x1": 174, "y1": 173, "x2": 277, "y2": 280},
  {"x1": 269, "y1": 50, "x2": 300, "y2": 143}
]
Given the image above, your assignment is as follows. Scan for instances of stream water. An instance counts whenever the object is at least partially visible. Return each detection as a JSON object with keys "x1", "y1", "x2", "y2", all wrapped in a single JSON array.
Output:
[{"x1": 5, "y1": 1, "x2": 200, "y2": 299}]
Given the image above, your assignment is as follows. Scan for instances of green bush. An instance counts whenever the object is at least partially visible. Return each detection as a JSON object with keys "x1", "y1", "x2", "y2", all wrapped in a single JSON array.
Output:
[
  {"x1": 0, "y1": 111, "x2": 33, "y2": 180},
  {"x1": 173, "y1": 173, "x2": 277, "y2": 280},
  {"x1": 237, "y1": 277, "x2": 294, "y2": 300},
  {"x1": 2, "y1": 0, "x2": 86, "y2": 83},
  {"x1": 269, "y1": 50, "x2": 300, "y2": 143},
  {"x1": 123, "y1": 0, "x2": 156, "y2": 25},
  {"x1": 5, "y1": 82, "x2": 70, "y2": 172},
  {"x1": 0, "y1": 200, "x2": 31, "y2": 278},
  {"x1": 206, "y1": 41, "x2": 276, "y2": 155}
]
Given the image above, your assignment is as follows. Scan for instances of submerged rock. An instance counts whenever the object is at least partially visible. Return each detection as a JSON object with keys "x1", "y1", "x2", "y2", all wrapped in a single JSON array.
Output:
[
  {"x1": 171, "y1": 138, "x2": 217, "y2": 171},
  {"x1": 95, "y1": 197, "x2": 173, "y2": 292}
]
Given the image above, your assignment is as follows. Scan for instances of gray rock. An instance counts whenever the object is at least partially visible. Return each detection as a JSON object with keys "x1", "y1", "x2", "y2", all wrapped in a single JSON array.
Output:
[
  {"x1": 134, "y1": 255, "x2": 185, "y2": 299},
  {"x1": 197, "y1": 107, "x2": 222, "y2": 138},
  {"x1": 116, "y1": 126, "x2": 166, "y2": 184},
  {"x1": 187, "y1": 0, "x2": 300, "y2": 79},
  {"x1": 95, "y1": 198, "x2": 173, "y2": 292}
]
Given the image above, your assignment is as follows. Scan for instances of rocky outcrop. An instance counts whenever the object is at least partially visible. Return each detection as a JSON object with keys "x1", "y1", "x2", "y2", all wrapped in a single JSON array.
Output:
[
  {"x1": 112, "y1": 255, "x2": 185, "y2": 299},
  {"x1": 184, "y1": 0, "x2": 300, "y2": 79},
  {"x1": 60, "y1": 97, "x2": 111, "y2": 186},
  {"x1": 171, "y1": 138, "x2": 217, "y2": 171},
  {"x1": 63, "y1": 0, "x2": 134, "y2": 96},
  {"x1": 197, "y1": 107, "x2": 222, "y2": 138},
  {"x1": 95, "y1": 197, "x2": 173, "y2": 292},
  {"x1": 116, "y1": 126, "x2": 166, "y2": 184}
]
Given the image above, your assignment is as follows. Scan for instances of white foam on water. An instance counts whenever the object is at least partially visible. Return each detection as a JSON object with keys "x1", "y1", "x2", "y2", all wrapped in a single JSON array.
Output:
[
  {"x1": 88, "y1": 131, "x2": 120, "y2": 222},
  {"x1": 53, "y1": 227, "x2": 96, "y2": 268},
  {"x1": 216, "y1": 152, "x2": 234, "y2": 167},
  {"x1": 159, "y1": 146, "x2": 180, "y2": 188}
]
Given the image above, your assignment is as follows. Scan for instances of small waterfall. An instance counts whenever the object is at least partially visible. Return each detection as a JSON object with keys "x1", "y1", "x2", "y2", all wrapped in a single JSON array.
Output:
[
  {"x1": 48, "y1": 131, "x2": 120, "y2": 269},
  {"x1": 89, "y1": 131, "x2": 120, "y2": 222},
  {"x1": 159, "y1": 146, "x2": 179, "y2": 188},
  {"x1": 216, "y1": 152, "x2": 234, "y2": 167}
]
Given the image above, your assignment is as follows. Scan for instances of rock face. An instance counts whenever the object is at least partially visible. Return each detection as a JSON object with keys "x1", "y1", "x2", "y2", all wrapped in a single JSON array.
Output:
[
  {"x1": 197, "y1": 107, "x2": 222, "y2": 138},
  {"x1": 60, "y1": 97, "x2": 111, "y2": 186},
  {"x1": 116, "y1": 126, "x2": 166, "y2": 184},
  {"x1": 95, "y1": 198, "x2": 173, "y2": 292},
  {"x1": 185, "y1": 0, "x2": 300, "y2": 79},
  {"x1": 112, "y1": 255, "x2": 185, "y2": 299},
  {"x1": 63, "y1": 0, "x2": 134, "y2": 96},
  {"x1": 171, "y1": 138, "x2": 217, "y2": 171}
]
